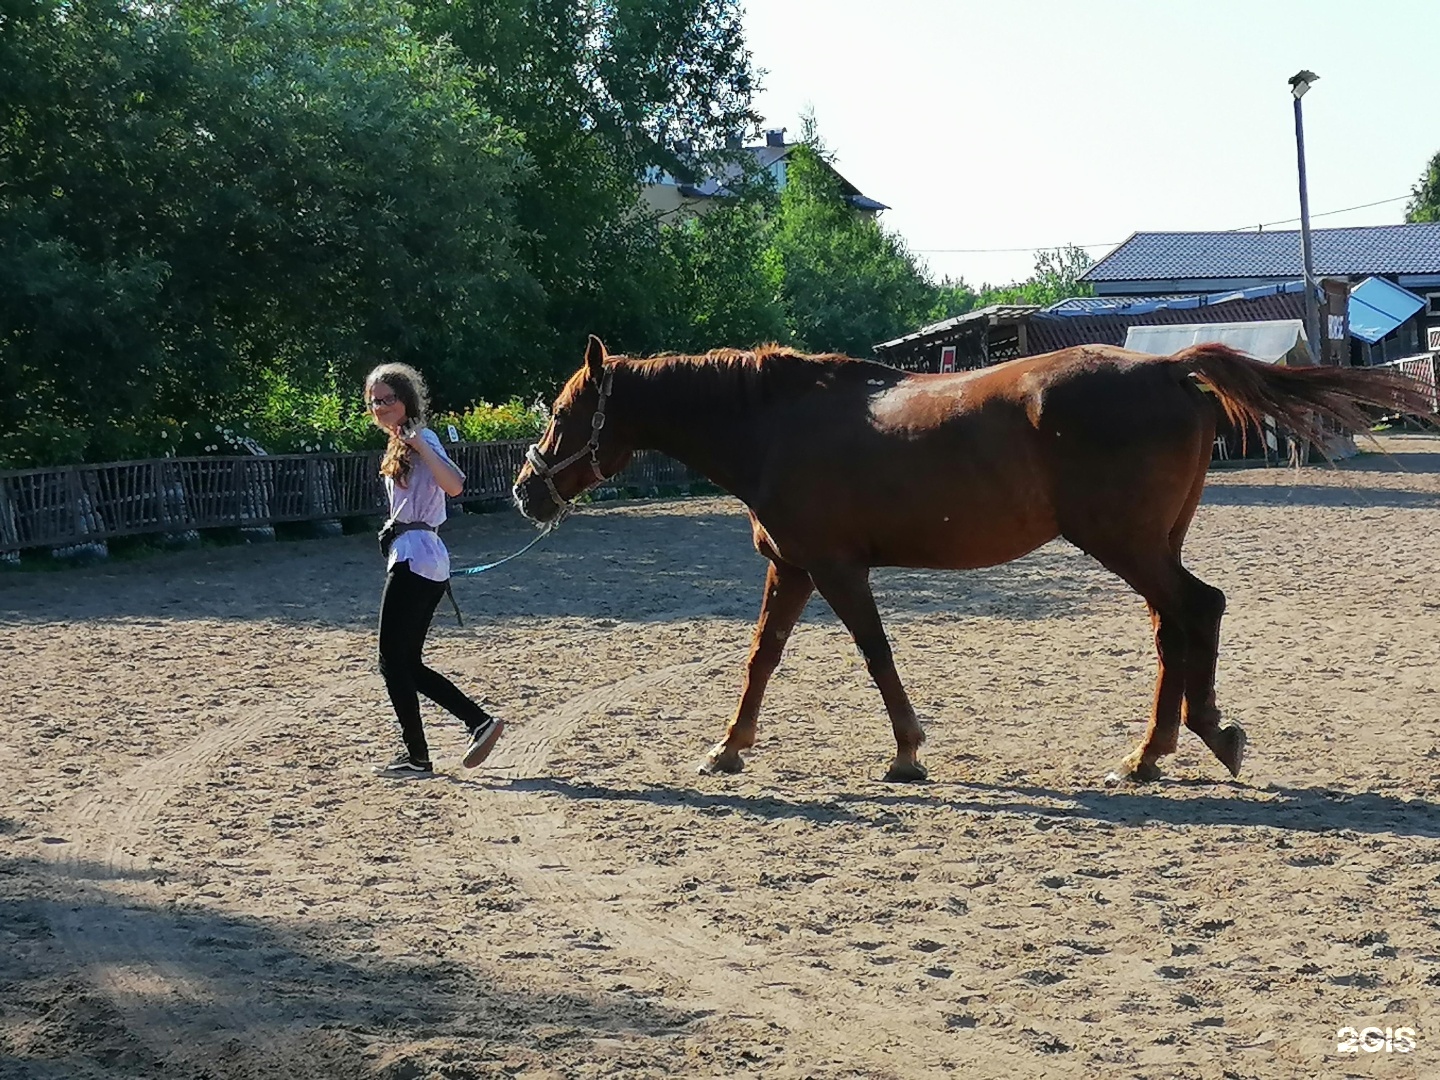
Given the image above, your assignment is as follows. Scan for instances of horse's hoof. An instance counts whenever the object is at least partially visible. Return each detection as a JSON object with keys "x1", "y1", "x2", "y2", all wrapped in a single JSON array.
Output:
[
  {"x1": 1114, "y1": 757, "x2": 1164, "y2": 784},
  {"x1": 882, "y1": 759, "x2": 928, "y2": 783},
  {"x1": 1215, "y1": 723, "x2": 1247, "y2": 778},
  {"x1": 698, "y1": 746, "x2": 744, "y2": 775}
]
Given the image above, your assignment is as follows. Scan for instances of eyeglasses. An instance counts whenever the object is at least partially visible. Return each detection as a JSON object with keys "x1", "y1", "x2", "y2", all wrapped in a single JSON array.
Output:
[{"x1": 368, "y1": 393, "x2": 399, "y2": 410}]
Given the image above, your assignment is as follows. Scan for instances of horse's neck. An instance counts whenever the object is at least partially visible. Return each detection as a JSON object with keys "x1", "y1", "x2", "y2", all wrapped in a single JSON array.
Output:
[{"x1": 621, "y1": 362, "x2": 764, "y2": 500}]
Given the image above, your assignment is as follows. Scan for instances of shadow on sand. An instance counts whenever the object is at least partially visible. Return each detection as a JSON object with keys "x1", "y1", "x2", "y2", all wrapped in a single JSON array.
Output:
[
  {"x1": 0, "y1": 865, "x2": 703, "y2": 1080},
  {"x1": 503, "y1": 775, "x2": 1440, "y2": 840}
]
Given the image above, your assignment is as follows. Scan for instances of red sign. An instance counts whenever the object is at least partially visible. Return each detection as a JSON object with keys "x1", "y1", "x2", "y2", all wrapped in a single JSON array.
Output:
[{"x1": 939, "y1": 345, "x2": 957, "y2": 373}]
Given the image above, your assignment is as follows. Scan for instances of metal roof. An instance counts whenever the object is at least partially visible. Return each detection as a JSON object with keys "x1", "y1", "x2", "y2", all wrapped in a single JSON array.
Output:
[
  {"x1": 649, "y1": 140, "x2": 887, "y2": 211},
  {"x1": 847, "y1": 194, "x2": 891, "y2": 212},
  {"x1": 873, "y1": 305, "x2": 1041, "y2": 352},
  {"x1": 1084, "y1": 224, "x2": 1440, "y2": 281},
  {"x1": 1044, "y1": 281, "x2": 1306, "y2": 317}
]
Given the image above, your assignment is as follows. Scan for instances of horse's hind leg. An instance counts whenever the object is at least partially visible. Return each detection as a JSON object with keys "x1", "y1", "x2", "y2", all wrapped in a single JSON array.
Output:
[
  {"x1": 1091, "y1": 550, "x2": 1240, "y2": 781},
  {"x1": 806, "y1": 564, "x2": 926, "y2": 782},
  {"x1": 700, "y1": 559, "x2": 813, "y2": 775},
  {"x1": 1169, "y1": 446, "x2": 1246, "y2": 778},
  {"x1": 1177, "y1": 572, "x2": 1245, "y2": 777}
]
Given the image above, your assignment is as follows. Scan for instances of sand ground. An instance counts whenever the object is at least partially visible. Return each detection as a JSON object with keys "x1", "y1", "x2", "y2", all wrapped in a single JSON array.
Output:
[{"x1": 1, "y1": 435, "x2": 1438, "y2": 1079}]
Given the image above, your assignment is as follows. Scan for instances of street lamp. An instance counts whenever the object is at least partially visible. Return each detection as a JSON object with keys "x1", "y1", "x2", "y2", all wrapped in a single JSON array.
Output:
[{"x1": 1289, "y1": 69, "x2": 1322, "y2": 365}]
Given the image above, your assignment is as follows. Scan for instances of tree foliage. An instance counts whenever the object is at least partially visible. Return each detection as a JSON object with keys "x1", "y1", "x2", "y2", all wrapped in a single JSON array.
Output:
[
  {"x1": 766, "y1": 145, "x2": 941, "y2": 355},
  {"x1": 1, "y1": 0, "x2": 533, "y2": 465},
  {"x1": 658, "y1": 202, "x2": 787, "y2": 352},
  {"x1": 408, "y1": 0, "x2": 761, "y2": 368},
  {"x1": 978, "y1": 245, "x2": 1095, "y2": 307},
  {"x1": 1405, "y1": 150, "x2": 1440, "y2": 224},
  {"x1": 1, "y1": 0, "x2": 1090, "y2": 470}
]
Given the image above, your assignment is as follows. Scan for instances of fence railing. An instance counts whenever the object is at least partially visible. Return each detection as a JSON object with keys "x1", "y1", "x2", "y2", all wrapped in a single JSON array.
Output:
[
  {"x1": 1377, "y1": 354, "x2": 1440, "y2": 414},
  {"x1": 0, "y1": 441, "x2": 705, "y2": 554}
]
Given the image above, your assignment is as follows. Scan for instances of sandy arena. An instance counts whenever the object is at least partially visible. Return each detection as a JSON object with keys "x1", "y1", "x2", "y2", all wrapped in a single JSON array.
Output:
[{"x1": 2, "y1": 435, "x2": 1438, "y2": 1079}]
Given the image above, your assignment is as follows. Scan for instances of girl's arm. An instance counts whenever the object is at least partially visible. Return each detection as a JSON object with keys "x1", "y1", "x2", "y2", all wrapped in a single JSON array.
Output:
[{"x1": 403, "y1": 428, "x2": 466, "y2": 497}]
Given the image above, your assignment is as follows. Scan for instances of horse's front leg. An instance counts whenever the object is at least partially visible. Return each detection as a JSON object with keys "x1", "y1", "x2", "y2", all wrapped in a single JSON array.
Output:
[
  {"x1": 807, "y1": 564, "x2": 927, "y2": 783},
  {"x1": 699, "y1": 560, "x2": 813, "y2": 775}
]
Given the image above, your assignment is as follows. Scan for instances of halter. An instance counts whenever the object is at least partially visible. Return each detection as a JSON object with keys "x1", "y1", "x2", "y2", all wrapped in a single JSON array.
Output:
[{"x1": 523, "y1": 364, "x2": 616, "y2": 516}]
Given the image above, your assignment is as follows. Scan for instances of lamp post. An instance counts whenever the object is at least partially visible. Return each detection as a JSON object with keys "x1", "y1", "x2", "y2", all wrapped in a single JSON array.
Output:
[{"x1": 1289, "y1": 69, "x2": 1322, "y2": 365}]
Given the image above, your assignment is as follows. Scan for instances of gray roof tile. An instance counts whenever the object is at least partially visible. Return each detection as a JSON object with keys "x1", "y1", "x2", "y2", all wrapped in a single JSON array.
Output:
[{"x1": 1084, "y1": 224, "x2": 1440, "y2": 281}]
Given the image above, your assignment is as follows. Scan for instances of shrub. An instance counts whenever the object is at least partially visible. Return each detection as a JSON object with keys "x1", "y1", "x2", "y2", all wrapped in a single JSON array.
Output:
[{"x1": 436, "y1": 398, "x2": 548, "y2": 443}]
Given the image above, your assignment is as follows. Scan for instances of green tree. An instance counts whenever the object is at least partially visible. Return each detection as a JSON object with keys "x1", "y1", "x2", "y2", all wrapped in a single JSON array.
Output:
[
  {"x1": 765, "y1": 143, "x2": 940, "y2": 355},
  {"x1": 1405, "y1": 150, "x2": 1440, "y2": 223},
  {"x1": 0, "y1": 0, "x2": 534, "y2": 466},
  {"x1": 978, "y1": 244, "x2": 1095, "y2": 307},
  {"x1": 926, "y1": 278, "x2": 981, "y2": 323},
  {"x1": 658, "y1": 201, "x2": 787, "y2": 352},
  {"x1": 409, "y1": 0, "x2": 762, "y2": 369}
]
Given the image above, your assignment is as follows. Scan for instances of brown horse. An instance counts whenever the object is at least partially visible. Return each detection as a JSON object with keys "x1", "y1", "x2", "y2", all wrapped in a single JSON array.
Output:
[{"x1": 513, "y1": 336, "x2": 1429, "y2": 783}]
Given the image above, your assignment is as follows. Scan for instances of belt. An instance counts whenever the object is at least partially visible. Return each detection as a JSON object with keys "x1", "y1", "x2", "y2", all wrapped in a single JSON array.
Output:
[{"x1": 378, "y1": 519, "x2": 463, "y2": 626}]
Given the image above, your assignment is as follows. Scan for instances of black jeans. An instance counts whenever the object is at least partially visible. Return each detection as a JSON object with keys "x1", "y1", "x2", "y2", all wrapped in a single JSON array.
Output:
[{"x1": 378, "y1": 561, "x2": 491, "y2": 762}]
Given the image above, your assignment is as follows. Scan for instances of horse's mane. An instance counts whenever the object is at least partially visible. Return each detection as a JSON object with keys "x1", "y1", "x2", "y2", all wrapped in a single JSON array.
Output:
[
  {"x1": 630, "y1": 344, "x2": 878, "y2": 402},
  {"x1": 553, "y1": 344, "x2": 885, "y2": 413}
]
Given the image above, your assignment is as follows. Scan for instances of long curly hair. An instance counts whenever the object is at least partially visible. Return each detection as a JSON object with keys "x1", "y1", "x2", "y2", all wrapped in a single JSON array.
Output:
[{"x1": 366, "y1": 362, "x2": 430, "y2": 487}]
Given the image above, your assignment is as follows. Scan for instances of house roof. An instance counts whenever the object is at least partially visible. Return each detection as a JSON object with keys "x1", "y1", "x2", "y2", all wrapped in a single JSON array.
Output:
[
  {"x1": 1044, "y1": 281, "x2": 1306, "y2": 318},
  {"x1": 648, "y1": 140, "x2": 889, "y2": 212},
  {"x1": 1084, "y1": 223, "x2": 1440, "y2": 282}
]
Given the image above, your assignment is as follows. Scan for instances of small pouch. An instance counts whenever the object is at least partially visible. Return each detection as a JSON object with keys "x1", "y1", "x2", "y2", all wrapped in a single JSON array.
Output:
[{"x1": 378, "y1": 519, "x2": 435, "y2": 557}]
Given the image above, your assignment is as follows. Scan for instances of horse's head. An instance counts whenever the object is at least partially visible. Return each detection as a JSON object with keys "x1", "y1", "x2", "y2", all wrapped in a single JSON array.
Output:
[{"x1": 513, "y1": 335, "x2": 632, "y2": 524}]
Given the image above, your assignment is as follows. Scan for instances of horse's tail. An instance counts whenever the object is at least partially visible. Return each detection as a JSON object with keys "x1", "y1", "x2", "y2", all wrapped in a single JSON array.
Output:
[{"x1": 1168, "y1": 342, "x2": 1433, "y2": 450}]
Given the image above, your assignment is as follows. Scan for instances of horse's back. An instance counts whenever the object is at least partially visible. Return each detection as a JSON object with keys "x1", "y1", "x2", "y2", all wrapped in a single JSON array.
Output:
[{"x1": 749, "y1": 346, "x2": 1214, "y2": 569}]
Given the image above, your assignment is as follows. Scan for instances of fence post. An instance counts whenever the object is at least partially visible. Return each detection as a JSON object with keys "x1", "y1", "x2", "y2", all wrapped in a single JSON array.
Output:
[
  {"x1": 0, "y1": 476, "x2": 18, "y2": 567},
  {"x1": 53, "y1": 465, "x2": 108, "y2": 562}
]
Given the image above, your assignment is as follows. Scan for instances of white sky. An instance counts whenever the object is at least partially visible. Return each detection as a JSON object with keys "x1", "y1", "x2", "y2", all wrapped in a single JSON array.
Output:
[{"x1": 742, "y1": 0, "x2": 1440, "y2": 289}]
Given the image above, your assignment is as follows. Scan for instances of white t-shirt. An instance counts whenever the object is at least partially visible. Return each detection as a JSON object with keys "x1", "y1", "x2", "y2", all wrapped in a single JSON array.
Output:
[{"x1": 384, "y1": 427, "x2": 460, "y2": 582}]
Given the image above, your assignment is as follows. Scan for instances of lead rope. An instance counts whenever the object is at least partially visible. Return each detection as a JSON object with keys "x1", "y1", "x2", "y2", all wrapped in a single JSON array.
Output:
[
  {"x1": 451, "y1": 516, "x2": 562, "y2": 577},
  {"x1": 444, "y1": 515, "x2": 566, "y2": 625}
]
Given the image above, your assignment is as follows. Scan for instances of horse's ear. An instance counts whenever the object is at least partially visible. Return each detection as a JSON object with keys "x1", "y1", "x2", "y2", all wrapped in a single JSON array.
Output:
[{"x1": 585, "y1": 335, "x2": 607, "y2": 379}]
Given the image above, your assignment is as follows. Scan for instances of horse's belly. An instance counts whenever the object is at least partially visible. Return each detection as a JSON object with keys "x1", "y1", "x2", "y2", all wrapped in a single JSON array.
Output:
[
  {"x1": 753, "y1": 432, "x2": 1058, "y2": 570},
  {"x1": 871, "y1": 510, "x2": 1058, "y2": 570}
]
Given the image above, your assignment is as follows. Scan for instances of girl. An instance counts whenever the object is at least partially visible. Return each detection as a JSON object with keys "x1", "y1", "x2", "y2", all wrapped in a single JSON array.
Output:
[{"x1": 365, "y1": 363, "x2": 504, "y2": 777}]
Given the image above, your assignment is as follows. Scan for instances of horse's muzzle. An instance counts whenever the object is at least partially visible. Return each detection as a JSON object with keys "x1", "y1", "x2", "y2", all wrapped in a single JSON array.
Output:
[{"x1": 512, "y1": 474, "x2": 561, "y2": 524}]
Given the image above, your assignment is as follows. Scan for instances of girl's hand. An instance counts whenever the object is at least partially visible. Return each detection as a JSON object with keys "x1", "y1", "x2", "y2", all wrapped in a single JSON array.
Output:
[
  {"x1": 392, "y1": 423, "x2": 427, "y2": 449},
  {"x1": 395, "y1": 421, "x2": 465, "y2": 496}
]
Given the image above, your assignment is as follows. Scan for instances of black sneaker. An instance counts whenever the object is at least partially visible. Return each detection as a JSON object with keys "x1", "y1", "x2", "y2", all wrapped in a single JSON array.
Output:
[
  {"x1": 372, "y1": 752, "x2": 433, "y2": 778},
  {"x1": 462, "y1": 716, "x2": 505, "y2": 768}
]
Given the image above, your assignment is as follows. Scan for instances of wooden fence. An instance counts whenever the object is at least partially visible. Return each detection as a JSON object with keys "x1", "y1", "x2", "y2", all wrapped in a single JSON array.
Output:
[{"x1": 0, "y1": 441, "x2": 705, "y2": 554}]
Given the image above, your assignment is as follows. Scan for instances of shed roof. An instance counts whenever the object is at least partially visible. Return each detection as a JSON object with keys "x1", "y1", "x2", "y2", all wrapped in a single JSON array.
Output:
[
  {"x1": 872, "y1": 305, "x2": 1040, "y2": 353},
  {"x1": 1027, "y1": 288, "x2": 1309, "y2": 354},
  {"x1": 1123, "y1": 321, "x2": 1307, "y2": 364},
  {"x1": 1084, "y1": 224, "x2": 1440, "y2": 282}
]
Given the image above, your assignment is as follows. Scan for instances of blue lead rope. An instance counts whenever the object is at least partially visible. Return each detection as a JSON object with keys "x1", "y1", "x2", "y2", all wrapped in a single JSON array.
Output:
[
  {"x1": 451, "y1": 525, "x2": 554, "y2": 576},
  {"x1": 444, "y1": 516, "x2": 563, "y2": 626}
]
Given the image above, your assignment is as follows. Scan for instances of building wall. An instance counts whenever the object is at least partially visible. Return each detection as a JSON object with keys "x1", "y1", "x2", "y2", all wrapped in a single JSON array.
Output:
[{"x1": 637, "y1": 183, "x2": 708, "y2": 220}]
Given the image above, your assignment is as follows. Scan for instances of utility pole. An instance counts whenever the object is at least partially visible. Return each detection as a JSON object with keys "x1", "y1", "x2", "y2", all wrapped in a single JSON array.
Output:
[{"x1": 1289, "y1": 70, "x2": 1322, "y2": 365}]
